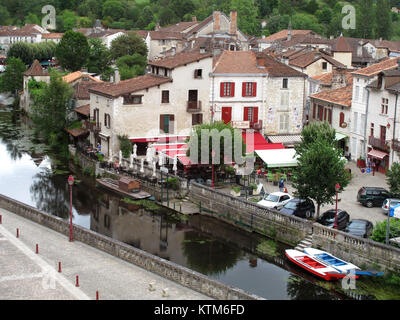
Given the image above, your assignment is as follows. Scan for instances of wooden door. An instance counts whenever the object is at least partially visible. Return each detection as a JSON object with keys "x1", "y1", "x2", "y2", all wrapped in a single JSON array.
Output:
[{"x1": 221, "y1": 107, "x2": 232, "y2": 124}]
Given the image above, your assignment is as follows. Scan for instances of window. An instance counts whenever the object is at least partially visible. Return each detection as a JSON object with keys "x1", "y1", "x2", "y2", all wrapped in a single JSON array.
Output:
[
  {"x1": 282, "y1": 78, "x2": 288, "y2": 89},
  {"x1": 194, "y1": 69, "x2": 202, "y2": 78},
  {"x1": 381, "y1": 98, "x2": 388, "y2": 114},
  {"x1": 322, "y1": 62, "x2": 327, "y2": 70},
  {"x1": 220, "y1": 82, "x2": 235, "y2": 97},
  {"x1": 192, "y1": 113, "x2": 203, "y2": 125},
  {"x1": 164, "y1": 68, "x2": 168, "y2": 77},
  {"x1": 370, "y1": 123, "x2": 374, "y2": 136},
  {"x1": 132, "y1": 95, "x2": 142, "y2": 104},
  {"x1": 243, "y1": 107, "x2": 258, "y2": 124},
  {"x1": 280, "y1": 91, "x2": 289, "y2": 110},
  {"x1": 312, "y1": 103, "x2": 316, "y2": 119},
  {"x1": 279, "y1": 113, "x2": 289, "y2": 132},
  {"x1": 318, "y1": 105, "x2": 323, "y2": 121},
  {"x1": 104, "y1": 113, "x2": 111, "y2": 128},
  {"x1": 242, "y1": 82, "x2": 257, "y2": 97},
  {"x1": 161, "y1": 90, "x2": 169, "y2": 103},
  {"x1": 160, "y1": 114, "x2": 175, "y2": 134},
  {"x1": 328, "y1": 109, "x2": 332, "y2": 124},
  {"x1": 353, "y1": 112, "x2": 358, "y2": 133}
]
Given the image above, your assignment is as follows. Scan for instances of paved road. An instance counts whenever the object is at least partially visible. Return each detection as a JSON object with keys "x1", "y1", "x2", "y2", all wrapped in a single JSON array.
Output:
[
  {"x1": 261, "y1": 161, "x2": 389, "y2": 225},
  {"x1": 0, "y1": 208, "x2": 211, "y2": 300}
]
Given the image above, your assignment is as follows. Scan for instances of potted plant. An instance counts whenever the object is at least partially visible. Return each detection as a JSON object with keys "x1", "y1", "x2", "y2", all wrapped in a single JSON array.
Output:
[
  {"x1": 230, "y1": 186, "x2": 241, "y2": 197},
  {"x1": 250, "y1": 183, "x2": 259, "y2": 195},
  {"x1": 357, "y1": 156, "x2": 366, "y2": 168}
]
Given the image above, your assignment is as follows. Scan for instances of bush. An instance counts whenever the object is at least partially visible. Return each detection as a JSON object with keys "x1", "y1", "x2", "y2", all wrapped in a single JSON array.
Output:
[
  {"x1": 166, "y1": 177, "x2": 179, "y2": 190},
  {"x1": 371, "y1": 218, "x2": 400, "y2": 244}
]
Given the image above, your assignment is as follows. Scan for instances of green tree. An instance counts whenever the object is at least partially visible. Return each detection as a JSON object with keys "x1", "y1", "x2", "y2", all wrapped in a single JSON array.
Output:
[
  {"x1": 110, "y1": 32, "x2": 148, "y2": 60},
  {"x1": 376, "y1": 0, "x2": 392, "y2": 40},
  {"x1": 61, "y1": 10, "x2": 78, "y2": 31},
  {"x1": 291, "y1": 13, "x2": 324, "y2": 34},
  {"x1": 358, "y1": 0, "x2": 375, "y2": 39},
  {"x1": 30, "y1": 71, "x2": 74, "y2": 145},
  {"x1": 116, "y1": 54, "x2": 146, "y2": 80},
  {"x1": 0, "y1": 5, "x2": 11, "y2": 25},
  {"x1": 25, "y1": 13, "x2": 40, "y2": 25},
  {"x1": 159, "y1": 7, "x2": 178, "y2": 26},
  {"x1": 7, "y1": 42, "x2": 34, "y2": 65},
  {"x1": 55, "y1": 30, "x2": 90, "y2": 71},
  {"x1": 118, "y1": 134, "x2": 132, "y2": 158},
  {"x1": 169, "y1": 0, "x2": 196, "y2": 20},
  {"x1": 86, "y1": 38, "x2": 113, "y2": 75},
  {"x1": 386, "y1": 162, "x2": 400, "y2": 197},
  {"x1": 136, "y1": 6, "x2": 154, "y2": 29},
  {"x1": 0, "y1": 57, "x2": 26, "y2": 95},
  {"x1": 278, "y1": 0, "x2": 293, "y2": 15},
  {"x1": 102, "y1": 0, "x2": 125, "y2": 20},
  {"x1": 306, "y1": 0, "x2": 319, "y2": 14},
  {"x1": 292, "y1": 122, "x2": 349, "y2": 217},
  {"x1": 371, "y1": 219, "x2": 400, "y2": 244},
  {"x1": 317, "y1": 8, "x2": 332, "y2": 25}
]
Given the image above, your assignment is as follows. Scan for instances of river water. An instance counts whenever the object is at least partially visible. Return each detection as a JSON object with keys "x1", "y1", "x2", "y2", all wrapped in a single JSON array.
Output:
[{"x1": 0, "y1": 108, "x2": 380, "y2": 300}]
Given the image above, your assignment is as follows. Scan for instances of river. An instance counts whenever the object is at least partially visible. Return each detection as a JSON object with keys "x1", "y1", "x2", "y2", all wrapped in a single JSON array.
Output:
[{"x1": 0, "y1": 107, "x2": 382, "y2": 300}]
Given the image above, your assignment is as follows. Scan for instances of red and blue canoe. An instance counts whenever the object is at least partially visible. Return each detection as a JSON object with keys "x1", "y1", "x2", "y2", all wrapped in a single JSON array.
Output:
[{"x1": 285, "y1": 249, "x2": 348, "y2": 281}]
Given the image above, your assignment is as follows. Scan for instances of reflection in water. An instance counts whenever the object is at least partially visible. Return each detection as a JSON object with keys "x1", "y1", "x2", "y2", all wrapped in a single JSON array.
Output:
[{"x1": 1, "y1": 109, "x2": 379, "y2": 300}]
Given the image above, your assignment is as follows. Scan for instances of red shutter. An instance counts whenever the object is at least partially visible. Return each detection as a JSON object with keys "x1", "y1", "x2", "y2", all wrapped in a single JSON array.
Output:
[
  {"x1": 243, "y1": 107, "x2": 249, "y2": 121},
  {"x1": 313, "y1": 103, "x2": 316, "y2": 119},
  {"x1": 220, "y1": 82, "x2": 224, "y2": 97},
  {"x1": 339, "y1": 112, "x2": 344, "y2": 126},
  {"x1": 253, "y1": 107, "x2": 258, "y2": 123},
  {"x1": 160, "y1": 115, "x2": 164, "y2": 132},
  {"x1": 328, "y1": 109, "x2": 332, "y2": 124},
  {"x1": 242, "y1": 82, "x2": 246, "y2": 97},
  {"x1": 231, "y1": 82, "x2": 235, "y2": 97},
  {"x1": 324, "y1": 108, "x2": 327, "y2": 121},
  {"x1": 252, "y1": 82, "x2": 257, "y2": 97}
]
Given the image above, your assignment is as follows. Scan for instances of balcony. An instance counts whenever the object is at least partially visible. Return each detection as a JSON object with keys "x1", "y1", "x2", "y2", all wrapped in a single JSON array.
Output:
[
  {"x1": 369, "y1": 136, "x2": 389, "y2": 151},
  {"x1": 186, "y1": 100, "x2": 202, "y2": 112},
  {"x1": 393, "y1": 139, "x2": 400, "y2": 152},
  {"x1": 83, "y1": 118, "x2": 101, "y2": 133}
]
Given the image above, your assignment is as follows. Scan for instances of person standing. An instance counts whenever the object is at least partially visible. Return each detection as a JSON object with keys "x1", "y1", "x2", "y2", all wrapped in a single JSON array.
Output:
[{"x1": 279, "y1": 177, "x2": 285, "y2": 192}]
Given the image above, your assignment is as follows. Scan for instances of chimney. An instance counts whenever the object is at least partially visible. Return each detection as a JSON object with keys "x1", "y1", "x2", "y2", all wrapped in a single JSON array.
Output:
[
  {"x1": 330, "y1": 35, "x2": 334, "y2": 40},
  {"x1": 331, "y1": 66, "x2": 347, "y2": 89},
  {"x1": 192, "y1": 16, "x2": 197, "y2": 22},
  {"x1": 213, "y1": 11, "x2": 221, "y2": 32},
  {"x1": 155, "y1": 22, "x2": 160, "y2": 31},
  {"x1": 287, "y1": 20, "x2": 292, "y2": 41},
  {"x1": 115, "y1": 69, "x2": 120, "y2": 83},
  {"x1": 230, "y1": 11, "x2": 237, "y2": 35},
  {"x1": 256, "y1": 54, "x2": 265, "y2": 68}
]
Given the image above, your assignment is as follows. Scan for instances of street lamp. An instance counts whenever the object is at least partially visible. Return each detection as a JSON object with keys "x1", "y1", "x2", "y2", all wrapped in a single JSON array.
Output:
[
  {"x1": 334, "y1": 183, "x2": 340, "y2": 230},
  {"x1": 68, "y1": 175, "x2": 74, "y2": 242}
]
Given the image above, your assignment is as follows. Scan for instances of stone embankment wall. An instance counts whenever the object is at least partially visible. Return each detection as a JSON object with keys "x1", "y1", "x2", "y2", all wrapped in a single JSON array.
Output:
[{"x1": 0, "y1": 193, "x2": 262, "y2": 300}]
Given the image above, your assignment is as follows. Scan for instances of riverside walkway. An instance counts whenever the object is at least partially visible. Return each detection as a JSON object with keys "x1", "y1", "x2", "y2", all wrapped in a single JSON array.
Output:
[{"x1": 0, "y1": 208, "x2": 210, "y2": 300}]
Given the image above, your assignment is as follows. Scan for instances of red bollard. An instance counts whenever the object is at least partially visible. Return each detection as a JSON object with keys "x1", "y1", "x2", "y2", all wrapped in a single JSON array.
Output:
[
  {"x1": 75, "y1": 275, "x2": 79, "y2": 287},
  {"x1": 35, "y1": 244, "x2": 39, "y2": 254},
  {"x1": 16, "y1": 228, "x2": 19, "y2": 238},
  {"x1": 58, "y1": 262, "x2": 62, "y2": 273},
  {"x1": 96, "y1": 291, "x2": 99, "y2": 300}
]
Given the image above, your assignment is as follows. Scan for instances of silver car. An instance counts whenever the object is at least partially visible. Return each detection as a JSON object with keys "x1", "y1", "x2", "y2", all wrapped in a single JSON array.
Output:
[{"x1": 381, "y1": 198, "x2": 400, "y2": 215}]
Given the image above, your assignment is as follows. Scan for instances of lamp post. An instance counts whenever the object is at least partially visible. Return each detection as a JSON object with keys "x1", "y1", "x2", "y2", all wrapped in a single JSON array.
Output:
[
  {"x1": 211, "y1": 151, "x2": 215, "y2": 188},
  {"x1": 334, "y1": 183, "x2": 340, "y2": 230},
  {"x1": 68, "y1": 175, "x2": 74, "y2": 242}
]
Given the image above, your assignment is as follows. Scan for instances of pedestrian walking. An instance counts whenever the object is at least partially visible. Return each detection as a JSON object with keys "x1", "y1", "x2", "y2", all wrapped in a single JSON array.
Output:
[
  {"x1": 372, "y1": 160, "x2": 376, "y2": 176},
  {"x1": 279, "y1": 177, "x2": 285, "y2": 192}
]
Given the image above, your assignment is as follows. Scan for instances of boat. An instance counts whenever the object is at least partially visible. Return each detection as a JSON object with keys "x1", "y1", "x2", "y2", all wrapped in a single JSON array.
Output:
[
  {"x1": 303, "y1": 248, "x2": 383, "y2": 277},
  {"x1": 285, "y1": 249, "x2": 349, "y2": 281},
  {"x1": 96, "y1": 177, "x2": 151, "y2": 200}
]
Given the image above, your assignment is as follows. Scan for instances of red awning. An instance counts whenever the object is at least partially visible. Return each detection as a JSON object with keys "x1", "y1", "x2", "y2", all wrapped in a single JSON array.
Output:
[
  {"x1": 368, "y1": 149, "x2": 388, "y2": 160},
  {"x1": 242, "y1": 132, "x2": 285, "y2": 153}
]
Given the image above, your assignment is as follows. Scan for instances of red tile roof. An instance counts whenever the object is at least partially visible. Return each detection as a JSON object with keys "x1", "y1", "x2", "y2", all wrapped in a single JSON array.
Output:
[
  {"x1": 332, "y1": 36, "x2": 352, "y2": 52},
  {"x1": 148, "y1": 51, "x2": 212, "y2": 69},
  {"x1": 74, "y1": 104, "x2": 90, "y2": 116},
  {"x1": 88, "y1": 74, "x2": 173, "y2": 98},
  {"x1": 289, "y1": 50, "x2": 345, "y2": 68},
  {"x1": 261, "y1": 29, "x2": 315, "y2": 42},
  {"x1": 24, "y1": 60, "x2": 49, "y2": 76},
  {"x1": 310, "y1": 74, "x2": 353, "y2": 107},
  {"x1": 351, "y1": 57, "x2": 400, "y2": 77}
]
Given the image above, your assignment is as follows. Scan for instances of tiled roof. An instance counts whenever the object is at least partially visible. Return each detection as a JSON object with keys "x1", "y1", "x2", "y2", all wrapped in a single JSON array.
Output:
[
  {"x1": 158, "y1": 21, "x2": 198, "y2": 33},
  {"x1": 149, "y1": 31, "x2": 184, "y2": 40},
  {"x1": 212, "y1": 50, "x2": 307, "y2": 77},
  {"x1": 332, "y1": 36, "x2": 352, "y2": 52},
  {"x1": 185, "y1": 15, "x2": 213, "y2": 37},
  {"x1": 351, "y1": 57, "x2": 400, "y2": 77},
  {"x1": 148, "y1": 51, "x2": 212, "y2": 69},
  {"x1": 62, "y1": 71, "x2": 102, "y2": 84},
  {"x1": 289, "y1": 50, "x2": 345, "y2": 68},
  {"x1": 261, "y1": 29, "x2": 315, "y2": 42},
  {"x1": 65, "y1": 128, "x2": 89, "y2": 137},
  {"x1": 24, "y1": 59, "x2": 49, "y2": 76},
  {"x1": 310, "y1": 74, "x2": 353, "y2": 107},
  {"x1": 74, "y1": 104, "x2": 90, "y2": 116},
  {"x1": 42, "y1": 33, "x2": 63, "y2": 39},
  {"x1": 74, "y1": 82, "x2": 104, "y2": 100},
  {"x1": 88, "y1": 74, "x2": 173, "y2": 98}
]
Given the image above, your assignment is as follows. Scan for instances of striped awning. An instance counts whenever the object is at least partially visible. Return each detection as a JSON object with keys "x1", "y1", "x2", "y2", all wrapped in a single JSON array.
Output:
[
  {"x1": 267, "y1": 134, "x2": 302, "y2": 146},
  {"x1": 368, "y1": 149, "x2": 388, "y2": 160}
]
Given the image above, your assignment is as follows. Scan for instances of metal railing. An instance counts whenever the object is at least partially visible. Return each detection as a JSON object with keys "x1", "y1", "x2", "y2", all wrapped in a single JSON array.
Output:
[
  {"x1": 186, "y1": 100, "x2": 202, "y2": 112},
  {"x1": 369, "y1": 136, "x2": 389, "y2": 151}
]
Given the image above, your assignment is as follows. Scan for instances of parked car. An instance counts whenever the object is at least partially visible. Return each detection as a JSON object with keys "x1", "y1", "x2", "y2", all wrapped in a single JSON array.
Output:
[
  {"x1": 257, "y1": 192, "x2": 292, "y2": 210},
  {"x1": 344, "y1": 219, "x2": 373, "y2": 238},
  {"x1": 381, "y1": 198, "x2": 400, "y2": 215},
  {"x1": 357, "y1": 186, "x2": 391, "y2": 208},
  {"x1": 316, "y1": 209, "x2": 350, "y2": 230},
  {"x1": 279, "y1": 198, "x2": 315, "y2": 218}
]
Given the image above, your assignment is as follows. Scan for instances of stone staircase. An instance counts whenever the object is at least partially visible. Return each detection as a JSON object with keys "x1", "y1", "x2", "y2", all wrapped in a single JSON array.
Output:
[{"x1": 294, "y1": 234, "x2": 313, "y2": 252}]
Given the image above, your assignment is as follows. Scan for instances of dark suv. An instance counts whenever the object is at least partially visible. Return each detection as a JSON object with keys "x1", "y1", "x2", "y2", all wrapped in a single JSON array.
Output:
[
  {"x1": 357, "y1": 187, "x2": 391, "y2": 208},
  {"x1": 317, "y1": 209, "x2": 350, "y2": 230},
  {"x1": 280, "y1": 198, "x2": 315, "y2": 218}
]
